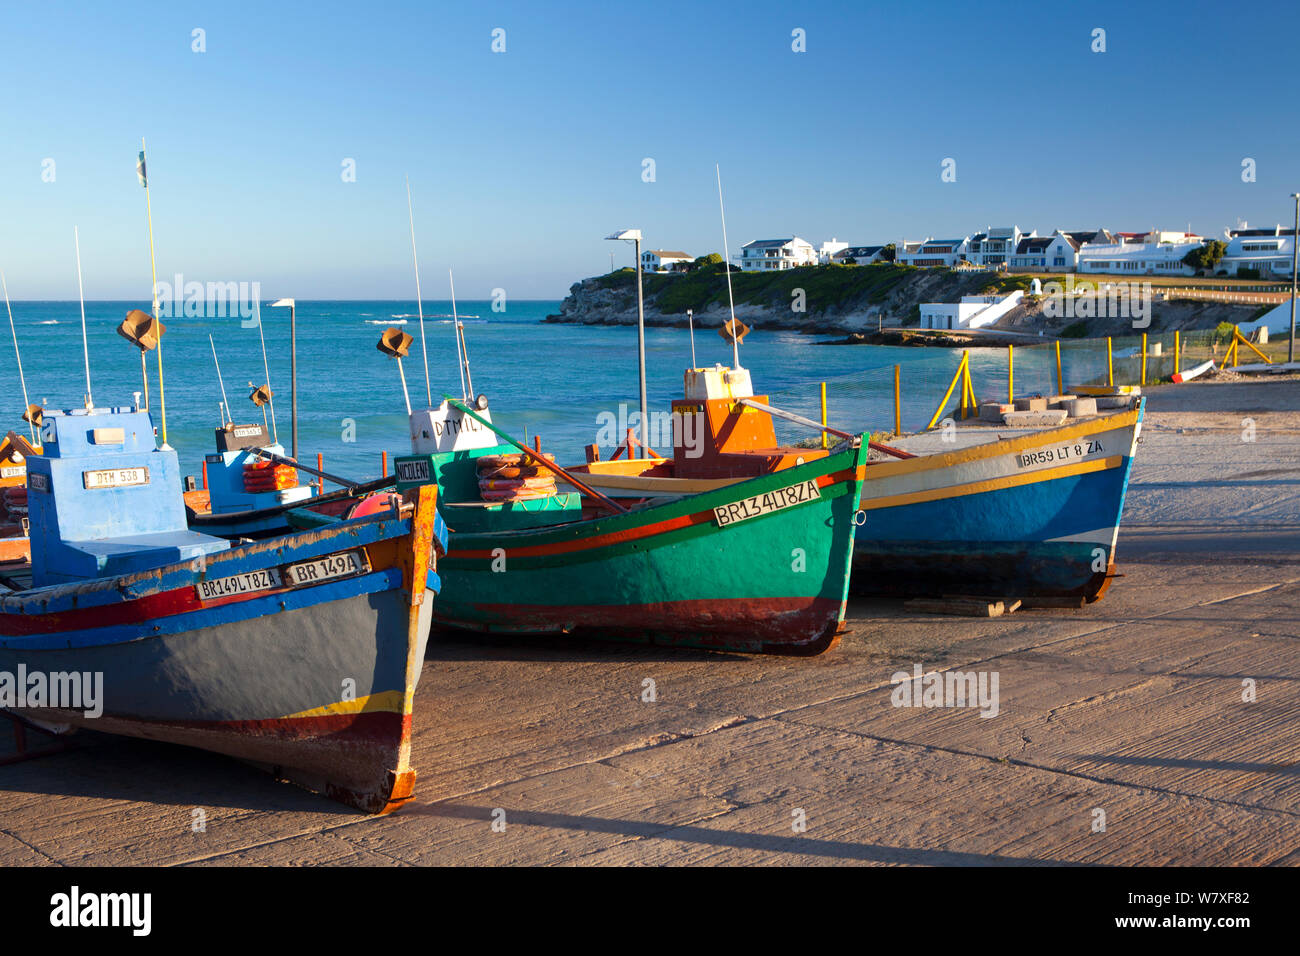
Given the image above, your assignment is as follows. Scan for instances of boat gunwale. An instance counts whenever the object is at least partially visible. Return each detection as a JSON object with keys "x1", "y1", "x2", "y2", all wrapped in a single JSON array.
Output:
[
  {"x1": 862, "y1": 404, "x2": 1143, "y2": 481},
  {"x1": 1, "y1": 506, "x2": 414, "y2": 613},
  {"x1": 446, "y1": 438, "x2": 868, "y2": 549}
]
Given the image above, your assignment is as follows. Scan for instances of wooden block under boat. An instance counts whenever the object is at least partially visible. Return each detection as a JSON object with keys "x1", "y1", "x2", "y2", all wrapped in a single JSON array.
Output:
[{"x1": 904, "y1": 597, "x2": 1011, "y2": 617}]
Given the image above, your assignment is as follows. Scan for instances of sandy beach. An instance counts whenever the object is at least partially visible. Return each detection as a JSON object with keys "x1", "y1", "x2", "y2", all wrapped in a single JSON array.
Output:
[{"x1": 2, "y1": 378, "x2": 1298, "y2": 866}]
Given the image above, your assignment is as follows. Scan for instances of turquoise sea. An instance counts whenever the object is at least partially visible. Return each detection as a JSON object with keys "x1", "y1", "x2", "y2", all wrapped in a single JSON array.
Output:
[{"x1": 0, "y1": 300, "x2": 1117, "y2": 482}]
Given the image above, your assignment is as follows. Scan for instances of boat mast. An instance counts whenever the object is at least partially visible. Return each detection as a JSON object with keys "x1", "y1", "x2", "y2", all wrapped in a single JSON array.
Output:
[
  {"x1": 74, "y1": 227, "x2": 93, "y2": 409},
  {"x1": 253, "y1": 299, "x2": 279, "y2": 444},
  {"x1": 1, "y1": 271, "x2": 35, "y2": 443},
  {"x1": 715, "y1": 164, "x2": 741, "y2": 370},
  {"x1": 209, "y1": 334, "x2": 232, "y2": 426},
  {"x1": 450, "y1": 268, "x2": 473, "y2": 399},
  {"x1": 687, "y1": 308, "x2": 697, "y2": 368},
  {"x1": 405, "y1": 177, "x2": 432, "y2": 408},
  {"x1": 450, "y1": 269, "x2": 467, "y2": 401},
  {"x1": 139, "y1": 138, "x2": 168, "y2": 445}
]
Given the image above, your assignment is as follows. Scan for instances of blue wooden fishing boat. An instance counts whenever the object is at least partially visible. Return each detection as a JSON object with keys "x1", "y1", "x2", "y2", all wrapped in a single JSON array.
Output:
[
  {"x1": 0, "y1": 401, "x2": 446, "y2": 813},
  {"x1": 849, "y1": 402, "x2": 1144, "y2": 602}
]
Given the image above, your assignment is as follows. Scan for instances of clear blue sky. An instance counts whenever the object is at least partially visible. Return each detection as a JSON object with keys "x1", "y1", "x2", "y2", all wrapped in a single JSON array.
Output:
[{"x1": 2, "y1": 0, "x2": 1297, "y2": 300}]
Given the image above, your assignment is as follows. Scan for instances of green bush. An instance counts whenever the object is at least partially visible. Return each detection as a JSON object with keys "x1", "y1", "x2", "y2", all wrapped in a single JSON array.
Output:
[
  {"x1": 1183, "y1": 240, "x2": 1227, "y2": 271},
  {"x1": 1213, "y1": 321, "x2": 1237, "y2": 344},
  {"x1": 1059, "y1": 321, "x2": 1090, "y2": 338},
  {"x1": 593, "y1": 268, "x2": 635, "y2": 289}
]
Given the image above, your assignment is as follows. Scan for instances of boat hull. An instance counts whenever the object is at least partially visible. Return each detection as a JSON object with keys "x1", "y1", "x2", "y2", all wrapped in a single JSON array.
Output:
[
  {"x1": 852, "y1": 405, "x2": 1143, "y2": 601},
  {"x1": 434, "y1": 442, "x2": 868, "y2": 654},
  {"x1": 0, "y1": 486, "x2": 444, "y2": 813}
]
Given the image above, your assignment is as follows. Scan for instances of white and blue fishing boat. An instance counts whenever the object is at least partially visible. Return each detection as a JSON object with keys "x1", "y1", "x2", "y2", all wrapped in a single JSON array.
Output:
[
  {"x1": 849, "y1": 402, "x2": 1144, "y2": 602},
  {"x1": 0, "y1": 401, "x2": 446, "y2": 813}
]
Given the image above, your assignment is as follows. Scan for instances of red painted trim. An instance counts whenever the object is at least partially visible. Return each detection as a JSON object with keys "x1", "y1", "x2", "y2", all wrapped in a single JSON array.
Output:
[
  {"x1": 3, "y1": 546, "x2": 391, "y2": 637},
  {"x1": 2, "y1": 585, "x2": 204, "y2": 635},
  {"x1": 158, "y1": 708, "x2": 410, "y2": 743}
]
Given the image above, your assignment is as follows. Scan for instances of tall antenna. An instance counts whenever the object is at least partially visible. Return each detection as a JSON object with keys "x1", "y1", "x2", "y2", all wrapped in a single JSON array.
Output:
[
  {"x1": 405, "y1": 176, "x2": 432, "y2": 407},
  {"x1": 74, "y1": 227, "x2": 93, "y2": 408},
  {"x1": 254, "y1": 300, "x2": 279, "y2": 444},
  {"x1": 209, "y1": 334, "x2": 231, "y2": 425},
  {"x1": 716, "y1": 164, "x2": 741, "y2": 369},
  {"x1": 1, "y1": 271, "x2": 35, "y2": 443},
  {"x1": 450, "y1": 268, "x2": 472, "y2": 399}
]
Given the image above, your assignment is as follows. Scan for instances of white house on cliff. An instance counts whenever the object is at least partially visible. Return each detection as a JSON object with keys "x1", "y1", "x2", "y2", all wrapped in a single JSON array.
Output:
[
  {"x1": 738, "y1": 238, "x2": 818, "y2": 271},
  {"x1": 640, "y1": 250, "x2": 693, "y2": 273}
]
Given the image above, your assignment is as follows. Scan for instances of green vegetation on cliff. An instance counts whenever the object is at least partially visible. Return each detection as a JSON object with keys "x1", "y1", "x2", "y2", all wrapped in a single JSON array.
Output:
[
  {"x1": 591, "y1": 262, "x2": 1007, "y2": 315},
  {"x1": 588, "y1": 262, "x2": 1038, "y2": 316}
]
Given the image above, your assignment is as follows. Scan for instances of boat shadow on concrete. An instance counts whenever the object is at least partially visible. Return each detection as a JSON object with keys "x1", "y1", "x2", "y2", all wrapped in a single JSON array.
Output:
[
  {"x1": 426, "y1": 627, "x2": 758, "y2": 663},
  {"x1": 0, "y1": 731, "x2": 360, "y2": 815},
  {"x1": 401, "y1": 801, "x2": 1081, "y2": 865},
  {"x1": 1074, "y1": 753, "x2": 1300, "y2": 777}
]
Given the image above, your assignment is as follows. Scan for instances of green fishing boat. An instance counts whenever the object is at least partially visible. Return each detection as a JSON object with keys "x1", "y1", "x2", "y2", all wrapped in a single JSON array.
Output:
[{"x1": 392, "y1": 398, "x2": 867, "y2": 655}]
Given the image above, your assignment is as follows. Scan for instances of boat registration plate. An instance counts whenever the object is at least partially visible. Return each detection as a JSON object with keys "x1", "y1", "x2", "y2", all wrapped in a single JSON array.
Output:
[
  {"x1": 0, "y1": 465, "x2": 23, "y2": 479},
  {"x1": 83, "y1": 466, "x2": 149, "y2": 489},
  {"x1": 1015, "y1": 438, "x2": 1106, "y2": 471},
  {"x1": 196, "y1": 568, "x2": 283, "y2": 602},
  {"x1": 713, "y1": 479, "x2": 821, "y2": 527},
  {"x1": 283, "y1": 549, "x2": 369, "y2": 588}
]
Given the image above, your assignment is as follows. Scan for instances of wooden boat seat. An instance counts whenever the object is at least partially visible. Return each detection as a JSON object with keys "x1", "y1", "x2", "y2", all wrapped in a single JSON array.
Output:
[{"x1": 52, "y1": 529, "x2": 230, "y2": 580}]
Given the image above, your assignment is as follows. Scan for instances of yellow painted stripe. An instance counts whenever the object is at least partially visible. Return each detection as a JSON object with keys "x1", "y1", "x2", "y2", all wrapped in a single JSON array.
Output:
[
  {"x1": 281, "y1": 689, "x2": 406, "y2": 721},
  {"x1": 870, "y1": 409, "x2": 1138, "y2": 479},
  {"x1": 861, "y1": 455, "x2": 1122, "y2": 511}
]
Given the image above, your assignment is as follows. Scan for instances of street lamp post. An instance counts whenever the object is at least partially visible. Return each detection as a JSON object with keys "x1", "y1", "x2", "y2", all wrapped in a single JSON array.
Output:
[
  {"x1": 1290, "y1": 193, "x2": 1299, "y2": 365},
  {"x1": 605, "y1": 229, "x2": 647, "y2": 458}
]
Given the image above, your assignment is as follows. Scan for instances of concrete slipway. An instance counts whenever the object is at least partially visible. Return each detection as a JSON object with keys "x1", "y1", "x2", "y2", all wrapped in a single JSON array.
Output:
[{"x1": 1, "y1": 380, "x2": 1298, "y2": 866}]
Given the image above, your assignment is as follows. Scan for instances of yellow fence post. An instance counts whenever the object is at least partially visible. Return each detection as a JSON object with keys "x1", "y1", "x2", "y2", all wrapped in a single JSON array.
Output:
[
  {"x1": 893, "y1": 364, "x2": 901, "y2": 436},
  {"x1": 1234, "y1": 327, "x2": 1272, "y2": 364},
  {"x1": 1174, "y1": 330, "x2": 1181, "y2": 376},
  {"x1": 1141, "y1": 332, "x2": 1147, "y2": 386},
  {"x1": 820, "y1": 382, "x2": 828, "y2": 449},
  {"x1": 1107, "y1": 337, "x2": 1114, "y2": 387},
  {"x1": 1007, "y1": 344, "x2": 1014, "y2": 404},
  {"x1": 964, "y1": 358, "x2": 977, "y2": 411},
  {"x1": 1055, "y1": 340, "x2": 1063, "y2": 395},
  {"x1": 959, "y1": 350, "x2": 969, "y2": 419},
  {"x1": 926, "y1": 352, "x2": 969, "y2": 431}
]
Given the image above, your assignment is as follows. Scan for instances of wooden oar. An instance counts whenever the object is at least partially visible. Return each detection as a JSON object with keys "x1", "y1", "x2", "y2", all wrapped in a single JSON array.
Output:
[
  {"x1": 738, "y1": 397, "x2": 915, "y2": 459},
  {"x1": 442, "y1": 396, "x2": 627, "y2": 513}
]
